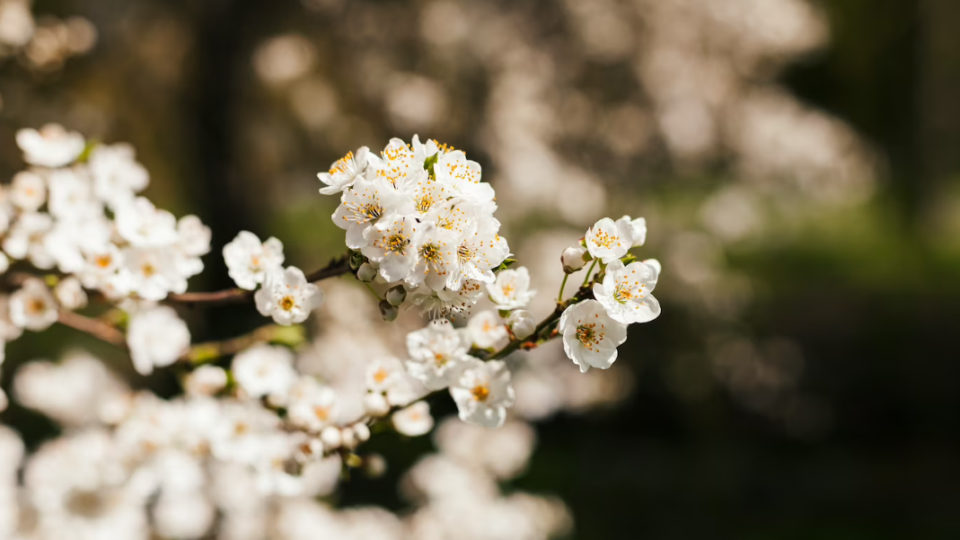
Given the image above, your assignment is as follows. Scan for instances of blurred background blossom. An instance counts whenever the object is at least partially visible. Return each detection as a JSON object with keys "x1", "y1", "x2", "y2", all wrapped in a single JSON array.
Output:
[{"x1": 2, "y1": 0, "x2": 959, "y2": 538}]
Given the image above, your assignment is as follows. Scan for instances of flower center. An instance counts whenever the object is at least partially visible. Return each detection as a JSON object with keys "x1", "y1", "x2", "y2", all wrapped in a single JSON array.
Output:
[
  {"x1": 362, "y1": 203, "x2": 383, "y2": 220},
  {"x1": 387, "y1": 232, "x2": 409, "y2": 255},
  {"x1": 434, "y1": 352, "x2": 448, "y2": 366},
  {"x1": 613, "y1": 283, "x2": 633, "y2": 303},
  {"x1": 576, "y1": 323, "x2": 605, "y2": 351},
  {"x1": 415, "y1": 194, "x2": 434, "y2": 213},
  {"x1": 314, "y1": 406, "x2": 330, "y2": 421},
  {"x1": 95, "y1": 255, "x2": 112, "y2": 268},
  {"x1": 501, "y1": 283, "x2": 515, "y2": 298},
  {"x1": 373, "y1": 369, "x2": 389, "y2": 383},
  {"x1": 471, "y1": 384, "x2": 490, "y2": 402},
  {"x1": 279, "y1": 295, "x2": 296, "y2": 311},
  {"x1": 329, "y1": 151, "x2": 354, "y2": 175},
  {"x1": 141, "y1": 263, "x2": 156, "y2": 277},
  {"x1": 592, "y1": 229, "x2": 619, "y2": 249},
  {"x1": 27, "y1": 298, "x2": 46, "y2": 315},
  {"x1": 457, "y1": 244, "x2": 472, "y2": 264}
]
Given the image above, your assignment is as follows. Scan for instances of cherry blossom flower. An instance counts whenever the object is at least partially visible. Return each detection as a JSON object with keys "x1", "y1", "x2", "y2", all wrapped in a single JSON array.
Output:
[
  {"x1": 449, "y1": 359, "x2": 516, "y2": 428},
  {"x1": 318, "y1": 147, "x2": 369, "y2": 195},
  {"x1": 487, "y1": 267, "x2": 536, "y2": 310},
  {"x1": 405, "y1": 319, "x2": 471, "y2": 390},
  {"x1": 254, "y1": 267, "x2": 323, "y2": 325},
  {"x1": 9, "y1": 278, "x2": 58, "y2": 331},
  {"x1": 558, "y1": 299, "x2": 628, "y2": 373},
  {"x1": 127, "y1": 306, "x2": 190, "y2": 376},
  {"x1": 15, "y1": 124, "x2": 85, "y2": 168},
  {"x1": 392, "y1": 401, "x2": 434, "y2": 436},
  {"x1": 592, "y1": 259, "x2": 661, "y2": 324},
  {"x1": 232, "y1": 344, "x2": 297, "y2": 402},
  {"x1": 222, "y1": 231, "x2": 284, "y2": 290},
  {"x1": 467, "y1": 310, "x2": 509, "y2": 350},
  {"x1": 584, "y1": 217, "x2": 632, "y2": 263}
]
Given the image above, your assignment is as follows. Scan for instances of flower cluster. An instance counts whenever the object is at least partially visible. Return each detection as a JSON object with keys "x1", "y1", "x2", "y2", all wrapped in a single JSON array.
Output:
[{"x1": 319, "y1": 137, "x2": 510, "y2": 318}]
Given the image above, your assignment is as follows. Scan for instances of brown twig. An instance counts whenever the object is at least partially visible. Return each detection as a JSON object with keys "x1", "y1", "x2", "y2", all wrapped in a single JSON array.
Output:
[
  {"x1": 57, "y1": 310, "x2": 128, "y2": 348},
  {"x1": 167, "y1": 254, "x2": 352, "y2": 307},
  {"x1": 181, "y1": 324, "x2": 304, "y2": 364},
  {"x1": 488, "y1": 284, "x2": 595, "y2": 360}
]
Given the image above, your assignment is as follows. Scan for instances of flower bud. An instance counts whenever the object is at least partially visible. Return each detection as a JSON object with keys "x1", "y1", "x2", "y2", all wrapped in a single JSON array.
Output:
[
  {"x1": 353, "y1": 422, "x2": 371, "y2": 442},
  {"x1": 507, "y1": 310, "x2": 536, "y2": 339},
  {"x1": 363, "y1": 392, "x2": 390, "y2": 417},
  {"x1": 379, "y1": 300, "x2": 399, "y2": 322},
  {"x1": 561, "y1": 246, "x2": 589, "y2": 274},
  {"x1": 341, "y1": 427, "x2": 357, "y2": 450},
  {"x1": 357, "y1": 263, "x2": 377, "y2": 282},
  {"x1": 320, "y1": 426, "x2": 342, "y2": 449},
  {"x1": 385, "y1": 285, "x2": 406, "y2": 306},
  {"x1": 363, "y1": 453, "x2": 387, "y2": 478}
]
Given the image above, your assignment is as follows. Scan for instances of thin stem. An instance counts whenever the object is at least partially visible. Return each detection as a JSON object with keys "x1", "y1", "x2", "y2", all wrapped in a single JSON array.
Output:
[
  {"x1": 57, "y1": 310, "x2": 128, "y2": 348},
  {"x1": 363, "y1": 281, "x2": 382, "y2": 301},
  {"x1": 489, "y1": 283, "x2": 595, "y2": 361},
  {"x1": 168, "y1": 254, "x2": 352, "y2": 307},
  {"x1": 557, "y1": 273, "x2": 569, "y2": 302},
  {"x1": 581, "y1": 260, "x2": 598, "y2": 288},
  {"x1": 182, "y1": 324, "x2": 303, "y2": 364}
]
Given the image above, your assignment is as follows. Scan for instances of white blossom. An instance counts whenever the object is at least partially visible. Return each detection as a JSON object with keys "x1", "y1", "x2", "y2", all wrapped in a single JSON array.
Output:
[
  {"x1": 365, "y1": 356, "x2": 405, "y2": 393},
  {"x1": 467, "y1": 310, "x2": 509, "y2": 350},
  {"x1": 506, "y1": 310, "x2": 536, "y2": 340},
  {"x1": 561, "y1": 246, "x2": 588, "y2": 273},
  {"x1": 10, "y1": 170, "x2": 46, "y2": 211},
  {"x1": 487, "y1": 267, "x2": 536, "y2": 310},
  {"x1": 16, "y1": 124, "x2": 85, "y2": 168},
  {"x1": 361, "y1": 214, "x2": 420, "y2": 282},
  {"x1": 449, "y1": 359, "x2": 515, "y2": 428},
  {"x1": 592, "y1": 258, "x2": 661, "y2": 324},
  {"x1": 558, "y1": 299, "x2": 628, "y2": 373},
  {"x1": 54, "y1": 276, "x2": 88, "y2": 310},
  {"x1": 318, "y1": 147, "x2": 369, "y2": 195},
  {"x1": 223, "y1": 231, "x2": 285, "y2": 290},
  {"x1": 584, "y1": 217, "x2": 632, "y2": 264},
  {"x1": 392, "y1": 401, "x2": 434, "y2": 436},
  {"x1": 184, "y1": 365, "x2": 228, "y2": 397},
  {"x1": 254, "y1": 266, "x2": 323, "y2": 325},
  {"x1": 405, "y1": 319, "x2": 471, "y2": 390},
  {"x1": 115, "y1": 197, "x2": 179, "y2": 248},
  {"x1": 9, "y1": 277, "x2": 58, "y2": 331},
  {"x1": 127, "y1": 306, "x2": 190, "y2": 375},
  {"x1": 88, "y1": 143, "x2": 150, "y2": 209},
  {"x1": 287, "y1": 376, "x2": 340, "y2": 432},
  {"x1": 232, "y1": 344, "x2": 297, "y2": 402},
  {"x1": 617, "y1": 215, "x2": 647, "y2": 247}
]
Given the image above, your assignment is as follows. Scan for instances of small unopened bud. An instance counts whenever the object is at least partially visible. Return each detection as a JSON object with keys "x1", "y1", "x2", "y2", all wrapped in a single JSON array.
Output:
[
  {"x1": 561, "y1": 246, "x2": 589, "y2": 273},
  {"x1": 320, "y1": 426, "x2": 342, "y2": 449},
  {"x1": 353, "y1": 422, "x2": 371, "y2": 442},
  {"x1": 379, "y1": 300, "x2": 399, "y2": 322},
  {"x1": 363, "y1": 392, "x2": 390, "y2": 417},
  {"x1": 349, "y1": 251, "x2": 364, "y2": 270},
  {"x1": 357, "y1": 263, "x2": 377, "y2": 282},
  {"x1": 385, "y1": 285, "x2": 406, "y2": 306},
  {"x1": 507, "y1": 310, "x2": 536, "y2": 339},
  {"x1": 341, "y1": 427, "x2": 357, "y2": 450}
]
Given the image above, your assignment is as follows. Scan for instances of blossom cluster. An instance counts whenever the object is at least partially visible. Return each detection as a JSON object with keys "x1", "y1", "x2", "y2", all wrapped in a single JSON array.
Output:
[{"x1": 318, "y1": 137, "x2": 510, "y2": 318}]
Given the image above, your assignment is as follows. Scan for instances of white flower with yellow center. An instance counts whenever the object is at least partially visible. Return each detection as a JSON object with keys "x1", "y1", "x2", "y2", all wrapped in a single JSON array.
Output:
[
  {"x1": 392, "y1": 401, "x2": 434, "y2": 437},
  {"x1": 254, "y1": 266, "x2": 323, "y2": 326},
  {"x1": 114, "y1": 197, "x2": 179, "y2": 248},
  {"x1": 366, "y1": 138, "x2": 421, "y2": 191},
  {"x1": 584, "y1": 217, "x2": 632, "y2": 263},
  {"x1": 10, "y1": 170, "x2": 47, "y2": 212},
  {"x1": 231, "y1": 344, "x2": 297, "y2": 402},
  {"x1": 78, "y1": 243, "x2": 123, "y2": 289},
  {"x1": 9, "y1": 278, "x2": 58, "y2": 331},
  {"x1": 286, "y1": 376, "x2": 340, "y2": 432},
  {"x1": 446, "y1": 220, "x2": 510, "y2": 291},
  {"x1": 222, "y1": 231, "x2": 285, "y2": 290},
  {"x1": 332, "y1": 177, "x2": 411, "y2": 249},
  {"x1": 127, "y1": 306, "x2": 191, "y2": 375},
  {"x1": 408, "y1": 223, "x2": 457, "y2": 291},
  {"x1": 15, "y1": 124, "x2": 85, "y2": 168},
  {"x1": 365, "y1": 357, "x2": 405, "y2": 393},
  {"x1": 558, "y1": 299, "x2": 628, "y2": 373},
  {"x1": 449, "y1": 359, "x2": 515, "y2": 428},
  {"x1": 467, "y1": 310, "x2": 509, "y2": 350},
  {"x1": 318, "y1": 146, "x2": 369, "y2": 195},
  {"x1": 361, "y1": 214, "x2": 421, "y2": 283},
  {"x1": 592, "y1": 259, "x2": 660, "y2": 324},
  {"x1": 121, "y1": 246, "x2": 187, "y2": 301},
  {"x1": 487, "y1": 267, "x2": 536, "y2": 310},
  {"x1": 433, "y1": 150, "x2": 495, "y2": 205},
  {"x1": 409, "y1": 279, "x2": 485, "y2": 319},
  {"x1": 405, "y1": 319, "x2": 471, "y2": 390}
]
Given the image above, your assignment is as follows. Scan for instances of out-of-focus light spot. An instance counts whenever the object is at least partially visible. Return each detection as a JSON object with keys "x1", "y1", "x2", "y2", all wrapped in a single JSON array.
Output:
[
  {"x1": 0, "y1": 0, "x2": 33, "y2": 48},
  {"x1": 700, "y1": 184, "x2": 764, "y2": 242},
  {"x1": 253, "y1": 34, "x2": 317, "y2": 87},
  {"x1": 289, "y1": 77, "x2": 338, "y2": 130},
  {"x1": 421, "y1": 1, "x2": 469, "y2": 47},
  {"x1": 384, "y1": 73, "x2": 447, "y2": 131}
]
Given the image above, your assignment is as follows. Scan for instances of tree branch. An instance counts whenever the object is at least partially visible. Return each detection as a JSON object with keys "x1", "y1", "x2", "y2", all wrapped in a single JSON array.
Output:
[
  {"x1": 488, "y1": 284, "x2": 595, "y2": 360},
  {"x1": 167, "y1": 254, "x2": 352, "y2": 307},
  {"x1": 57, "y1": 310, "x2": 128, "y2": 349}
]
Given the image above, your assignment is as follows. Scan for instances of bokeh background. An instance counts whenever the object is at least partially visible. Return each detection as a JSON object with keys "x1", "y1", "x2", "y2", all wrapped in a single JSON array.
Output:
[{"x1": 3, "y1": 0, "x2": 960, "y2": 538}]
